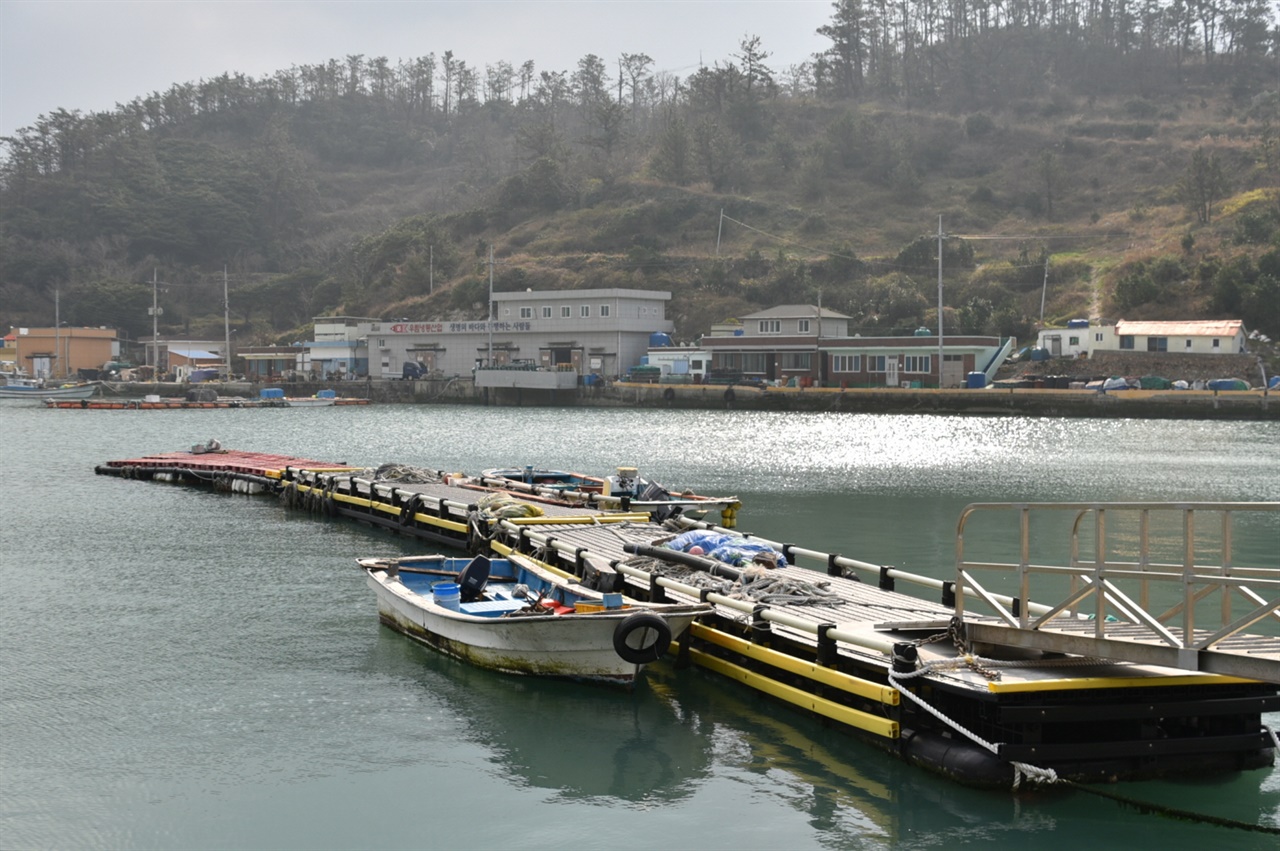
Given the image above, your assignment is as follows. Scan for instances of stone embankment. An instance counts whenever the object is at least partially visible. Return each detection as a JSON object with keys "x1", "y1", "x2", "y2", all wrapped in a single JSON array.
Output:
[{"x1": 1000, "y1": 352, "x2": 1264, "y2": 386}]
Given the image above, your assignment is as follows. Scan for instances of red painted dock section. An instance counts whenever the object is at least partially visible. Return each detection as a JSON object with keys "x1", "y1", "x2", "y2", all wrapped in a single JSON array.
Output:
[
  {"x1": 104, "y1": 449, "x2": 358, "y2": 478},
  {"x1": 48, "y1": 398, "x2": 370, "y2": 410}
]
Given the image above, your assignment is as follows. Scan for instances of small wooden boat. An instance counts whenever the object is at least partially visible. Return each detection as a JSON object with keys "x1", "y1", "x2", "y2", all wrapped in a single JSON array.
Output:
[
  {"x1": 0, "y1": 378, "x2": 99, "y2": 400},
  {"x1": 480, "y1": 466, "x2": 609, "y2": 493},
  {"x1": 476, "y1": 466, "x2": 742, "y2": 525},
  {"x1": 358, "y1": 551, "x2": 709, "y2": 685},
  {"x1": 282, "y1": 396, "x2": 337, "y2": 407}
]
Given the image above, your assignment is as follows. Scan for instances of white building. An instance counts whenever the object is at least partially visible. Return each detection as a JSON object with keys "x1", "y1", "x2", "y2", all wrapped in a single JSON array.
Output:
[
  {"x1": 643, "y1": 347, "x2": 713, "y2": 381},
  {"x1": 1036, "y1": 320, "x2": 1092, "y2": 357},
  {"x1": 355, "y1": 289, "x2": 674, "y2": 381},
  {"x1": 1038, "y1": 319, "x2": 1247, "y2": 357}
]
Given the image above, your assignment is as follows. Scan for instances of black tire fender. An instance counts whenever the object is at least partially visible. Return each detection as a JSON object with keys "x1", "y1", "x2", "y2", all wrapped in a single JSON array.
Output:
[
  {"x1": 612, "y1": 612, "x2": 672, "y2": 665},
  {"x1": 399, "y1": 495, "x2": 419, "y2": 526},
  {"x1": 723, "y1": 387, "x2": 736, "y2": 403},
  {"x1": 662, "y1": 387, "x2": 675, "y2": 402}
]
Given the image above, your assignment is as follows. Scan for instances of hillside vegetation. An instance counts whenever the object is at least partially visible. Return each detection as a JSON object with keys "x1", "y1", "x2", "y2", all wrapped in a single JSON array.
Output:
[{"x1": 2, "y1": 3, "x2": 1278, "y2": 357}]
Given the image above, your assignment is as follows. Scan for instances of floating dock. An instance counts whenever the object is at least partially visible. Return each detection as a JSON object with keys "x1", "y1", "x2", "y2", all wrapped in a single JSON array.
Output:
[
  {"x1": 48, "y1": 397, "x2": 370, "y2": 410},
  {"x1": 96, "y1": 448, "x2": 1280, "y2": 790}
]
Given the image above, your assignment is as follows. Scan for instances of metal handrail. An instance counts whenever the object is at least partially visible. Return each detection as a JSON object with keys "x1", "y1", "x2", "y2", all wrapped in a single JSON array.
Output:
[{"x1": 955, "y1": 502, "x2": 1280, "y2": 654}]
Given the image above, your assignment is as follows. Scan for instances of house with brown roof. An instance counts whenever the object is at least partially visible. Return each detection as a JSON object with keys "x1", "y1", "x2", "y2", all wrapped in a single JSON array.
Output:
[{"x1": 700, "y1": 305, "x2": 1013, "y2": 388}]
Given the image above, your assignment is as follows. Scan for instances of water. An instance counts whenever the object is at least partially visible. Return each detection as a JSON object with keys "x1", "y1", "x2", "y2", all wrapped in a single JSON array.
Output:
[{"x1": 1, "y1": 404, "x2": 1278, "y2": 849}]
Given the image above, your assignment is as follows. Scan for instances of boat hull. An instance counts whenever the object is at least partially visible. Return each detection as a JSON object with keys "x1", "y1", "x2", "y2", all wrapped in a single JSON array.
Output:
[
  {"x1": 364, "y1": 568, "x2": 701, "y2": 684},
  {"x1": 0, "y1": 382, "x2": 98, "y2": 400}
]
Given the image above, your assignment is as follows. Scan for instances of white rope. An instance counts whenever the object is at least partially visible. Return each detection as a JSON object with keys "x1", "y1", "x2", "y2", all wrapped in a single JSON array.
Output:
[
  {"x1": 1265, "y1": 724, "x2": 1280, "y2": 754},
  {"x1": 888, "y1": 661, "x2": 1060, "y2": 790}
]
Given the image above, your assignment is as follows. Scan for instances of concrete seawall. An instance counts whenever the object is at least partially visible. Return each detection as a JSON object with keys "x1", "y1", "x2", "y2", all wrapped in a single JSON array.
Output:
[
  {"x1": 104, "y1": 379, "x2": 1277, "y2": 419},
  {"x1": 596, "y1": 383, "x2": 1277, "y2": 420}
]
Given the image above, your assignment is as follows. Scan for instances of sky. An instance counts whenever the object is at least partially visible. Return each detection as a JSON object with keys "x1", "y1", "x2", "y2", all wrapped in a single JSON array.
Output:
[{"x1": 0, "y1": 0, "x2": 835, "y2": 138}]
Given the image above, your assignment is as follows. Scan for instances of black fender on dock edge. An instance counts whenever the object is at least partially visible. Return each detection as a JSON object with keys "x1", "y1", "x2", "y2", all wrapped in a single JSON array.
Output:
[{"x1": 899, "y1": 728, "x2": 1012, "y2": 789}]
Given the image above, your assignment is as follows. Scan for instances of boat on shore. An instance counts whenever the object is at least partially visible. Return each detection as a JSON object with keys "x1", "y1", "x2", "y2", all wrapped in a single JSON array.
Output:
[
  {"x1": 358, "y1": 551, "x2": 709, "y2": 686},
  {"x1": 0, "y1": 377, "x2": 99, "y2": 400}
]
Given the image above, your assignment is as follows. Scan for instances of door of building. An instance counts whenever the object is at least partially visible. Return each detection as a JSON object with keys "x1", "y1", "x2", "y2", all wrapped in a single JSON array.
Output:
[{"x1": 942, "y1": 354, "x2": 966, "y2": 388}]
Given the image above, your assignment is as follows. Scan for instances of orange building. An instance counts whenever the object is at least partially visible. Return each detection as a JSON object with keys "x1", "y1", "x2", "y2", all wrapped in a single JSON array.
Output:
[{"x1": 12, "y1": 327, "x2": 119, "y2": 379}]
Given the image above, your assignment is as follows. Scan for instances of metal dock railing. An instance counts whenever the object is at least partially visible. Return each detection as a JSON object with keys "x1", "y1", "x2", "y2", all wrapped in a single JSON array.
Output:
[{"x1": 955, "y1": 502, "x2": 1280, "y2": 682}]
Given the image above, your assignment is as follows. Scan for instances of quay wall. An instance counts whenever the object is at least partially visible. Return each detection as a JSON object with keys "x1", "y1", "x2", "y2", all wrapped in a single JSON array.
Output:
[{"x1": 103, "y1": 379, "x2": 1277, "y2": 419}]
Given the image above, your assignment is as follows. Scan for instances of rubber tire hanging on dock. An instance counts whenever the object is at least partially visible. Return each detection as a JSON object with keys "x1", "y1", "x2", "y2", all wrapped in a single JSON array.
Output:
[
  {"x1": 612, "y1": 612, "x2": 672, "y2": 664},
  {"x1": 723, "y1": 388, "x2": 736, "y2": 403},
  {"x1": 399, "y1": 494, "x2": 421, "y2": 526}
]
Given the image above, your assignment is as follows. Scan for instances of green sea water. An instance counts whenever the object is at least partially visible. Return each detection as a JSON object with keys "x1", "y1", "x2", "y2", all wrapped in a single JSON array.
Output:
[{"x1": 1, "y1": 404, "x2": 1277, "y2": 849}]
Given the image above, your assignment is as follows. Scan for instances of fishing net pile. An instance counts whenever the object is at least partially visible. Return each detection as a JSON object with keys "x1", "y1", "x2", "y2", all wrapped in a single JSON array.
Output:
[
  {"x1": 369, "y1": 463, "x2": 446, "y2": 484},
  {"x1": 474, "y1": 492, "x2": 545, "y2": 520}
]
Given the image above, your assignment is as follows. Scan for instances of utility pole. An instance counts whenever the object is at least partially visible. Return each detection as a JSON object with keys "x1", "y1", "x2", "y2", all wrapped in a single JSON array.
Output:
[
  {"x1": 716, "y1": 209, "x2": 724, "y2": 257},
  {"x1": 937, "y1": 216, "x2": 944, "y2": 388},
  {"x1": 54, "y1": 288, "x2": 61, "y2": 378},
  {"x1": 429, "y1": 245, "x2": 434, "y2": 295},
  {"x1": 151, "y1": 268, "x2": 160, "y2": 377},
  {"x1": 1039, "y1": 253, "x2": 1050, "y2": 323},
  {"x1": 223, "y1": 265, "x2": 232, "y2": 378},
  {"x1": 487, "y1": 245, "x2": 494, "y2": 366}
]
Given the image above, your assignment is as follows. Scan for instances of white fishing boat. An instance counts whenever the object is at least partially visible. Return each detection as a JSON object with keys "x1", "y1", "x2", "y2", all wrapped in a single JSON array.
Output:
[
  {"x1": 282, "y1": 396, "x2": 337, "y2": 407},
  {"x1": 0, "y1": 377, "x2": 99, "y2": 400},
  {"x1": 358, "y1": 552, "x2": 709, "y2": 685}
]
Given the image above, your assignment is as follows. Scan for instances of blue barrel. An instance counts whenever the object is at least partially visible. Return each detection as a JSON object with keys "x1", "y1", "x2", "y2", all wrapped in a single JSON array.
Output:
[
  {"x1": 432, "y1": 582, "x2": 461, "y2": 610},
  {"x1": 259, "y1": 387, "x2": 285, "y2": 399},
  {"x1": 966, "y1": 372, "x2": 988, "y2": 388}
]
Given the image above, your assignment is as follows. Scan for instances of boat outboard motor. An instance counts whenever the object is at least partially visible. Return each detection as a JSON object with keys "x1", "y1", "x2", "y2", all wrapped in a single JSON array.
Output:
[
  {"x1": 457, "y1": 555, "x2": 491, "y2": 602},
  {"x1": 610, "y1": 466, "x2": 639, "y2": 496}
]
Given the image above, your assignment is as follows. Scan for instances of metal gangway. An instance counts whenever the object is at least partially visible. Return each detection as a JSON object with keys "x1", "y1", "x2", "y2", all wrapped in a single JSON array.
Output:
[{"x1": 955, "y1": 502, "x2": 1280, "y2": 683}]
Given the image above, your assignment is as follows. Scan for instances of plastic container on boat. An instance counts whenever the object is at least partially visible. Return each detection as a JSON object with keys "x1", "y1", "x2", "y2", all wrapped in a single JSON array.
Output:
[
  {"x1": 966, "y1": 372, "x2": 987, "y2": 388},
  {"x1": 260, "y1": 388, "x2": 285, "y2": 399},
  {"x1": 432, "y1": 582, "x2": 461, "y2": 610}
]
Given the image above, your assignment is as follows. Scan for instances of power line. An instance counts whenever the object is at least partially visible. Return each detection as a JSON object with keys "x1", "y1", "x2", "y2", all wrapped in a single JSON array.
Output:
[
  {"x1": 719, "y1": 214, "x2": 861, "y2": 262},
  {"x1": 952, "y1": 232, "x2": 1129, "y2": 240}
]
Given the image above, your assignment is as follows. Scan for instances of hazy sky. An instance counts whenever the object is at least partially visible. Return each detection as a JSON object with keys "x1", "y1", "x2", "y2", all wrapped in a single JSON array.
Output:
[{"x1": 1, "y1": 0, "x2": 835, "y2": 137}]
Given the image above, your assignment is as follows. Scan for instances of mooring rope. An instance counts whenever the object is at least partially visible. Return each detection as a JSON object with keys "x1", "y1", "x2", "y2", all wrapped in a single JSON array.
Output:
[
  {"x1": 887, "y1": 663, "x2": 1059, "y2": 789},
  {"x1": 1058, "y1": 775, "x2": 1280, "y2": 835}
]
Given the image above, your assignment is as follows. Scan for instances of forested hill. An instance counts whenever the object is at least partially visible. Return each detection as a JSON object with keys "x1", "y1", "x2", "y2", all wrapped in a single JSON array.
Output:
[{"x1": 2, "y1": 1, "x2": 1278, "y2": 354}]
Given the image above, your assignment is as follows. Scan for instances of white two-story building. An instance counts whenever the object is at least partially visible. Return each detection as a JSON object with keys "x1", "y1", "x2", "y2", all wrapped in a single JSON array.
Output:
[{"x1": 348, "y1": 289, "x2": 674, "y2": 383}]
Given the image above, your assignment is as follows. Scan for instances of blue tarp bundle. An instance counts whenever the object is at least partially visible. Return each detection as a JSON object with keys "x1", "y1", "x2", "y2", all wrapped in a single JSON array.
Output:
[{"x1": 664, "y1": 530, "x2": 788, "y2": 568}]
